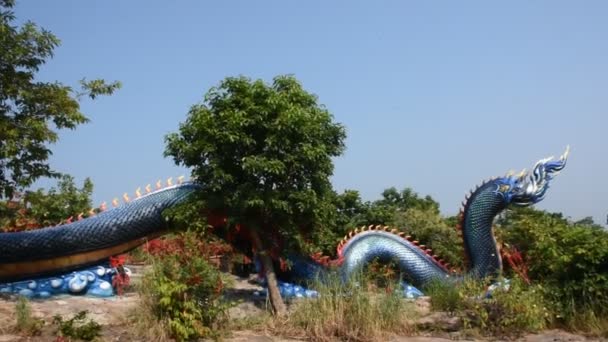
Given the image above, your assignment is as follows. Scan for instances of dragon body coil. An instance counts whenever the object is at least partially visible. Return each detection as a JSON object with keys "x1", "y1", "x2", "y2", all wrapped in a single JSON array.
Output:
[{"x1": 0, "y1": 148, "x2": 569, "y2": 297}]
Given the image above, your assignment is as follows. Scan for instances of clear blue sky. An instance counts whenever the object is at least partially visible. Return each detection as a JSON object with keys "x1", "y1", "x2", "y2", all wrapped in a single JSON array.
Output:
[{"x1": 14, "y1": 1, "x2": 607, "y2": 226}]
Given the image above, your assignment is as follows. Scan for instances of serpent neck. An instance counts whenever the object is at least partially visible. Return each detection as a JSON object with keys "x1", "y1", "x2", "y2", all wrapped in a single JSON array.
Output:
[{"x1": 461, "y1": 180, "x2": 506, "y2": 279}]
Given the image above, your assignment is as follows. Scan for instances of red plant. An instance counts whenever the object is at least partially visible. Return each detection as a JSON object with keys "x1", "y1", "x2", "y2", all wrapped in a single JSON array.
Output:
[
  {"x1": 142, "y1": 238, "x2": 184, "y2": 256},
  {"x1": 109, "y1": 255, "x2": 127, "y2": 268},
  {"x1": 142, "y1": 236, "x2": 233, "y2": 260},
  {"x1": 214, "y1": 276, "x2": 224, "y2": 294},
  {"x1": 112, "y1": 270, "x2": 130, "y2": 296},
  {"x1": 109, "y1": 254, "x2": 130, "y2": 295},
  {"x1": 501, "y1": 243, "x2": 530, "y2": 284}
]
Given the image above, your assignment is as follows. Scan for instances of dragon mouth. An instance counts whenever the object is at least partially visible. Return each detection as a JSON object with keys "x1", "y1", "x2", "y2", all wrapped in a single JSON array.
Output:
[{"x1": 509, "y1": 146, "x2": 569, "y2": 207}]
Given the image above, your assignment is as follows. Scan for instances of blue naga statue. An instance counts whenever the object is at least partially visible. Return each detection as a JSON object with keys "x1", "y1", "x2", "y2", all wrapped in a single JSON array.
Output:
[{"x1": 0, "y1": 147, "x2": 569, "y2": 298}]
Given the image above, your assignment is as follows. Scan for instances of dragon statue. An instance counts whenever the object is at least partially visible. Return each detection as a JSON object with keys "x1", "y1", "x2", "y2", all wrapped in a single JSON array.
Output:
[{"x1": 0, "y1": 147, "x2": 569, "y2": 298}]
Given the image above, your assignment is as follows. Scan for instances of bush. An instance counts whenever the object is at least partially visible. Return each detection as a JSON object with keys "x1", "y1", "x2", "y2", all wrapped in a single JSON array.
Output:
[
  {"x1": 498, "y1": 208, "x2": 608, "y2": 333},
  {"x1": 363, "y1": 259, "x2": 402, "y2": 290},
  {"x1": 1, "y1": 175, "x2": 94, "y2": 232},
  {"x1": 423, "y1": 279, "x2": 465, "y2": 314},
  {"x1": 52, "y1": 311, "x2": 101, "y2": 341},
  {"x1": 136, "y1": 231, "x2": 234, "y2": 341},
  {"x1": 463, "y1": 278, "x2": 548, "y2": 337},
  {"x1": 425, "y1": 277, "x2": 548, "y2": 337}
]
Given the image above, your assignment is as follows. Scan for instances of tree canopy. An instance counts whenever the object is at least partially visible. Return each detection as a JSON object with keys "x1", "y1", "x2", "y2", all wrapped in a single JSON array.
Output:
[
  {"x1": 165, "y1": 75, "x2": 346, "y2": 314},
  {"x1": 0, "y1": 0, "x2": 120, "y2": 198},
  {"x1": 165, "y1": 75, "x2": 346, "y2": 238},
  {"x1": 0, "y1": 175, "x2": 94, "y2": 231}
]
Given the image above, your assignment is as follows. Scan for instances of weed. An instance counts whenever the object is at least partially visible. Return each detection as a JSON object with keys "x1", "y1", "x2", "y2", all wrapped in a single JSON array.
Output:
[
  {"x1": 228, "y1": 312, "x2": 272, "y2": 332},
  {"x1": 423, "y1": 279, "x2": 465, "y2": 314},
  {"x1": 134, "y1": 231, "x2": 235, "y2": 341},
  {"x1": 423, "y1": 277, "x2": 548, "y2": 338},
  {"x1": 52, "y1": 310, "x2": 101, "y2": 341},
  {"x1": 276, "y1": 271, "x2": 416, "y2": 341},
  {"x1": 551, "y1": 305, "x2": 608, "y2": 338},
  {"x1": 14, "y1": 296, "x2": 43, "y2": 336}
]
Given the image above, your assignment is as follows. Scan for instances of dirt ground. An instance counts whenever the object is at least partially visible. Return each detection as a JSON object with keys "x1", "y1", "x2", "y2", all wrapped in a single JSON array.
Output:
[{"x1": 0, "y1": 271, "x2": 602, "y2": 342}]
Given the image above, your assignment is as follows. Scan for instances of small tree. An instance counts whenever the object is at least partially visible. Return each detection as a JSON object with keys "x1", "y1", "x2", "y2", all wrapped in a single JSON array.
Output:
[
  {"x1": 0, "y1": 175, "x2": 94, "y2": 231},
  {"x1": 165, "y1": 75, "x2": 346, "y2": 315},
  {"x1": 0, "y1": 0, "x2": 120, "y2": 199}
]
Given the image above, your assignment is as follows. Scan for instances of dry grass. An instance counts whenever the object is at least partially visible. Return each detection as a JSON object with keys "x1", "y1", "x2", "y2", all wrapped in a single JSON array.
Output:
[
  {"x1": 127, "y1": 270, "x2": 172, "y2": 342},
  {"x1": 266, "y1": 273, "x2": 417, "y2": 342},
  {"x1": 559, "y1": 308, "x2": 608, "y2": 339},
  {"x1": 14, "y1": 297, "x2": 43, "y2": 336}
]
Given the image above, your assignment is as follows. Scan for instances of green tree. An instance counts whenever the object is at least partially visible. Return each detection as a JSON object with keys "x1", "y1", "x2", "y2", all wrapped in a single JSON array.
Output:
[
  {"x1": 165, "y1": 75, "x2": 346, "y2": 315},
  {"x1": 0, "y1": 175, "x2": 94, "y2": 231},
  {"x1": 306, "y1": 187, "x2": 447, "y2": 257},
  {"x1": 573, "y1": 216, "x2": 604, "y2": 229},
  {"x1": 353, "y1": 187, "x2": 441, "y2": 227},
  {"x1": 304, "y1": 189, "x2": 368, "y2": 256},
  {"x1": 24, "y1": 175, "x2": 94, "y2": 225},
  {"x1": 376, "y1": 187, "x2": 440, "y2": 215},
  {"x1": 393, "y1": 208, "x2": 464, "y2": 269},
  {"x1": 498, "y1": 207, "x2": 608, "y2": 323},
  {"x1": 0, "y1": 0, "x2": 120, "y2": 199}
]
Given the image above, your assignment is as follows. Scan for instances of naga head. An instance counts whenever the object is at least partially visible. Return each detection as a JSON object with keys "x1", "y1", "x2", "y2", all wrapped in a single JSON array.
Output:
[{"x1": 495, "y1": 146, "x2": 569, "y2": 206}]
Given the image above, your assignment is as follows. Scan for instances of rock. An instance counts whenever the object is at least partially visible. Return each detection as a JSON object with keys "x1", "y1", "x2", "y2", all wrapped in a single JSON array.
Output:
[
  {"x1": 228, "y1": 302, "x2": 265, "y2": 320},
  {"x1": 415, "y1": 312, "x2": 462, "y2": 332},
  {"x1": 415, "y1": 296, "x2": 432, "y2": 316},
  {"x1": 32, "y1": 310, "x2": 45, "y2": 318}
]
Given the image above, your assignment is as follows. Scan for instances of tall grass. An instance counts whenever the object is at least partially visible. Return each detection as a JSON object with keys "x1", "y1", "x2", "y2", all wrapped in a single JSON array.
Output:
[
  {"x1": 14, "y1": 296, "x2": 43, "y2": 336},
  {"x1": 552, "y1": 304, "x2": 608, "y2": 338},
  {"x1": 130, "y1": 268, "x2": 172, "y2": 342},
  {"x1": 275, "y1": 271, "x2": 416, "y2": 342}
]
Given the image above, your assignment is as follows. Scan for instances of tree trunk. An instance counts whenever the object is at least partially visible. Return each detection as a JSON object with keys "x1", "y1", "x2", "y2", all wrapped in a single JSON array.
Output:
[{"x1": 249, "y1": 228, "x2": 287, "y2": 316}]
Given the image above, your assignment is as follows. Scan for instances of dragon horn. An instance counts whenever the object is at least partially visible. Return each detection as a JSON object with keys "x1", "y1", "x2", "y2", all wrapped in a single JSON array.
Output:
[
  {"x1": 517, "y1": 169, "x2": 527, "y2": 179},
  {"x1": 561, "y1": 145, "x2": 570, "y2": 160}
]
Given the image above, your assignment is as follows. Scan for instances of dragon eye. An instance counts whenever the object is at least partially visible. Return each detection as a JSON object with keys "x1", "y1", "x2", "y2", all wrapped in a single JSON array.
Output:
[{"x1": 499, "y1": 184, "x2": 510, "y2": 192}]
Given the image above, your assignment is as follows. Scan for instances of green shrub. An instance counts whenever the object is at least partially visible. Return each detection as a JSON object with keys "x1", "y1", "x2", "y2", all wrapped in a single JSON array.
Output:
[
  {"x1": 137, "y1": 231, "x2": 234, "y2": 341},
  {"x1": 499, "y1": 207, "x2": 608, "y2": 330},
  {"x1": 52, "y1": 310, "x2": 101, "y2": 341},
  {"x1": 424, "y1": 277, "x2": 548, "y2": 337},
  {"x1": 461, "y1": 278, "x2": 548, "y2": 337},
  {"x1": 423, "y1": 279, "x2": 465, "y2": 314}
]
